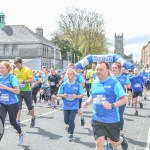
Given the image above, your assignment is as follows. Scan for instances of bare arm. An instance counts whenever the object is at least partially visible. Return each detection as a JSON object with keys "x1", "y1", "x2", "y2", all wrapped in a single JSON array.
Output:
[
  {"x1": 0, "y1": 84, "x2": 19, "y2": 94},
  {"x1": 103, "y1": 95, "x2": 128, "y2": 109}
]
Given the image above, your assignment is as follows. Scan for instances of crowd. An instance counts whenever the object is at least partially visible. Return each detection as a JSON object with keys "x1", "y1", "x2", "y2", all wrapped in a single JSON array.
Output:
[{"x1": 0, "y1": 56, "x2": 149, "y2": 150}]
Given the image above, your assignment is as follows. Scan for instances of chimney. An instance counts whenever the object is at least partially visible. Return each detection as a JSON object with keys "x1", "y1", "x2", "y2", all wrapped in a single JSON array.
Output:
[{"x1": 36, "y1": 27, "x2": 43, "y2": 37}]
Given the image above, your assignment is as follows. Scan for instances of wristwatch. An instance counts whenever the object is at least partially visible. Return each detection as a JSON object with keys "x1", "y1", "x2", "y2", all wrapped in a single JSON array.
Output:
[{"x1": 111, "y1": 103, "x2": 115, "y2": 109}]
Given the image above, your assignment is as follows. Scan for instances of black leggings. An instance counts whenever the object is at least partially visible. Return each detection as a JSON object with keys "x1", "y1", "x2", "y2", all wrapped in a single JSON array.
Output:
[
  {"x1": 32, "y1": 87, "x2": 39, "y2": 104},
  {"x1": 0, "y1": 103, "x2": 22, "y2": 134}
]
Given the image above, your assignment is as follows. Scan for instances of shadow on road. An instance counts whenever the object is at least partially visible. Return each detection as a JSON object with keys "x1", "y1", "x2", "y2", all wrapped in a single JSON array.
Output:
[
  {"x1": 38, "y1": 116, "x2": 54, "y2": 119},
  {"x1": 26, "y1": 127, "x2": 63, "y2": 140},
  {"x1": 124, "y1": 118, "x2": 134, "y2": 121},
  {"x1": 127, "y1": 137, "x2": 147, "y2": 148},
  {"x1": 19, "y1": 145, "x2": 30, "y2": 150},
  {"x1": 124, "y1": 113, "x2": 148, "y2": 118},
  {"x1": 75, "y1": 127, "x2": 93, "y2": 136},
  {"x1": 74, "y1": 137, "x2": 95, "y2": 148}
]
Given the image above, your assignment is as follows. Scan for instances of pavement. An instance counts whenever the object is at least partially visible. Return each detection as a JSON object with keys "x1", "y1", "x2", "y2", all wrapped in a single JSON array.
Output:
[{"x1": 0, "y1": 92, "x2": 150, "y2": 150}]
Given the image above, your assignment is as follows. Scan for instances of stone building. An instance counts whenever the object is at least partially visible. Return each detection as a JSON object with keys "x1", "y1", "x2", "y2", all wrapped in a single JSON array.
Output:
[
  {"x1": 0, "y1": 12, "x2": 62, "y2": 70},
  {"x1": 114, "y1": 33, "x2": 133, "y2": 64},
  {"x1": 141, "y1": 42, "x2": 150, "y2": 68}
]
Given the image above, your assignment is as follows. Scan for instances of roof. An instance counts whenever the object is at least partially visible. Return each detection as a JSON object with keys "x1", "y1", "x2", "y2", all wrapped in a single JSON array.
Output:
[{"x1": 0, "y1": 25, "x2": 59, "y2": 48}]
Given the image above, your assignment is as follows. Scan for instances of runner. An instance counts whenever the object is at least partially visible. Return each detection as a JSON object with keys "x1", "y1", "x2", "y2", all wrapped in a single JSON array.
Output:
[
  {"x1": 127, "y1": 69, "x2": 134, "y2": 106},
  {"x1": 139, "y1": 67, "x2": 148, "y2": 100},
  {"x1": 57, "y1": 68, "x2": 84, "y2": 142},
  {"x1": 111, "y1": 62, "x2": 130, "y2": 133},
  {"x1": 13, "y1": 57, "x2": 36, "y2": 128},
  {"x1": 82, "y1": 61, "x2": 128, "y2": 150},
  {"x1": 130, "y1": 68, "x2": 145, "y2": 115},
  {"x1": 31, "y1": 70, "x2": 40, "y2": 104},
  {"x1": 0, "y1": 61, "x2": 25, "y2": 144},
  {"x1": 48, "y1": 68, "x2": 60, "y2": 109},
  {"x1": 64, "y1": 63, "x2": 85, "y2": 126}
]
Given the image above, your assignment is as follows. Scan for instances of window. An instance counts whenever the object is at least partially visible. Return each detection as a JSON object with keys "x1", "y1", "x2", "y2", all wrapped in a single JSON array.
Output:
[
  {"x1": 3, "y1": 45, "x2": 9, "y2": 56},
  {"x1": 12, "y1": 45, "x2": 18, "y2": 56}
]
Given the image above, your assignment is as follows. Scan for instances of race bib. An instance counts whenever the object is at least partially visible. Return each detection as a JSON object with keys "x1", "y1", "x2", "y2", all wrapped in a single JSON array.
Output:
[
  {"x1": 50, "y1": 82, "x2": 55, "y2": 86},
  {"x1": 66, "y1": 94, "x2": 74, "y2": 101},
  {"x1": 19, "y1": 84, "x2": 26, "y2": 88},
  {"x1": 86, "y1": 80, "x2": 89, "y2": 84},
  {"x1": 134, "y1": 83, "x2": 141, "y2": 88},
  {"x1": 0, "y1": 94, "x2": 9, "y2": 101},
  {"x1": 93, "y1": 95, "x2": 106, "y2": 105}
]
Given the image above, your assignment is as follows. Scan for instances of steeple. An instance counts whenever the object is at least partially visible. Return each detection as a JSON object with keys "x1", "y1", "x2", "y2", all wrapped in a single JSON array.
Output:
[{"x1": 0, "y1": 11, "x2": 5, "y2": 29}]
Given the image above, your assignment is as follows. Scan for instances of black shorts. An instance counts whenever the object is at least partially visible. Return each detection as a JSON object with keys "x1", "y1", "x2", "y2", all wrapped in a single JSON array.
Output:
[
  {"x1": 17, "y1": 91, "x2": 34, "y2": 110},
  {"x1": 132, "y1": 91, "x2": 142, "y2": 98},
  {"x1": 50, "y1": 89, "x2": 58, "y2": 96},
  {"x1": 91, "y1": 120, "x2": 120, "y2": 142}
]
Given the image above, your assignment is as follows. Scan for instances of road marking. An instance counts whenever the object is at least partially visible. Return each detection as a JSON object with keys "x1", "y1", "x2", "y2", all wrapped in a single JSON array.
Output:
[
  {"x1": 145, "y1": 128, "x2": 150, "y2": 150},
  {"x1": 5, "y1": 109, "x2": 58, "y2": 129},
  {"x1": 134, "y1": 117, "x2": 145, "y2": 150}
]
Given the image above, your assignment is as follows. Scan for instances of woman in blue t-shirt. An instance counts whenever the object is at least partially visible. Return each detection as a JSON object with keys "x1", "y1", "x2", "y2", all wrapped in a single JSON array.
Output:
[
  {"x1": 0, "y1": 61, "x2": 25, "y2": 145},
  {"x1": 57, "y1": 68, "x2": 84, "y2": 142}
]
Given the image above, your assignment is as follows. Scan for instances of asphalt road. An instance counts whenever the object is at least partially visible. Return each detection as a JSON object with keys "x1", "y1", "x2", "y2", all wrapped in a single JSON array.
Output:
[{"x1": 0, "y1": 92, "x2": 150, "y2": 150}]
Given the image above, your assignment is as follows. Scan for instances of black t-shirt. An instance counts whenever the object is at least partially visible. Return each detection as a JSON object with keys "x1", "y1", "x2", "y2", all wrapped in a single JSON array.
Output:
[{"x1": 48, "y1": 74, "x2": 59, "y2": 90}]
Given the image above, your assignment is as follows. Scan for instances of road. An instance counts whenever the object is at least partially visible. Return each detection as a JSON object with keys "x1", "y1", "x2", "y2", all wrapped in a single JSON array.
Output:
[{"x1": 0, "y1": 93, "x2": 150, "y2": 150}]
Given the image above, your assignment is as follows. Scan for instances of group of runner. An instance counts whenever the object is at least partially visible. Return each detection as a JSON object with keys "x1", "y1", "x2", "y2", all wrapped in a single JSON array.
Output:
[{"x1": 0, "y1": 57, "x2": 149, "y2": 149}]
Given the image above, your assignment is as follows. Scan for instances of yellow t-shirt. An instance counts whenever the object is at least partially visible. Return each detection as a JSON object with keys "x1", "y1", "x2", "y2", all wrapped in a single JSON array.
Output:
[
  {"x1": 14, "y1": 66, "x2": 33, "y2": 91},
  {"x1": 86, "y1": 69, "x2": 96, "y2": 84}
]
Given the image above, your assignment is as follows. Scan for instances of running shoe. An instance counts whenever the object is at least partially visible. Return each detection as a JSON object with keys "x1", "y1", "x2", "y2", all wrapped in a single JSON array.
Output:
[
  {"x1": 65, "y1": 125, "x2": 70, "y2": 133},
  {"x1": 134, "y1": 111, "x2": 138, "y2": 116},
  {"x1": 121, "y1": 133, "x2": 128, "y2": 150},
  {"x1": 68, "y1": 134, "x2": 74, "y2": 142},
  {"x1": 17, "y1": 132, "x2": 26, "y2": 145},
  {"x1": 30, "y1": 117, "x2": 35, "y2": 128},
  {"x1": 52, "y1": 105, "x2": 57, "y2": 109},
  {"x1": 57, "y1": 100, "x2": 60, "y2": 105},
  {"x1": 139, "y1": 103, "x2": 143, "y2": 109},
  {"x1": 81, "y1": 117, "x2": 85, "y2": 126}
]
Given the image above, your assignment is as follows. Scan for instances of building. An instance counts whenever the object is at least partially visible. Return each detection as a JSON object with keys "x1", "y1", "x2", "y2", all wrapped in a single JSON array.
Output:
[
  {"x1": 114, "y1": 33, "x2": 133, "y2": 64},
  {"x1": 0, "y1": 12, "x2": 62, "y2": 70},
  {"x1": 141, "y1": 42, "x2": 150, "y2": 68}
]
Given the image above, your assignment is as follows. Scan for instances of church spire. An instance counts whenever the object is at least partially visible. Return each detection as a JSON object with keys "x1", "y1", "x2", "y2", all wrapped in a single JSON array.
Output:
[{"x1": 0, "y1": 11, "x2": 5, "y2": 29}]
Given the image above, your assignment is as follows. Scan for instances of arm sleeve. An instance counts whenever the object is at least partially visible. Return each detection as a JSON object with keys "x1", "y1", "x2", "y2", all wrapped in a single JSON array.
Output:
[
  {"x1": 79, "y1": 85, "x2": 84, "y2": 95},
  {"x1": 11, "y1": 76, "x2": 19, "y2": 87},
  {"x1": 126, "y1": 76, "x2": 131, "y2": 84},
  {"x1": 58, "y1": 85, "x2": 64, "y2": 94},
  {"x1": 114, "y1": 82, "x2": 126, "y2": 99}
]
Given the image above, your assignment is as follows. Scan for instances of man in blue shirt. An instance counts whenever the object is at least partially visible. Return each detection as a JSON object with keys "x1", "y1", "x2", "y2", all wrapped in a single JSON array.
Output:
[
  {"x1": 130, "y1": 68, "x2": 145, "y2": 115},
  {"x1": 139, "y1": 67, "x2": 148, "y2": 100},
  {"x1": 82, "y1": 61, "x2": 128, "y2": 150}
]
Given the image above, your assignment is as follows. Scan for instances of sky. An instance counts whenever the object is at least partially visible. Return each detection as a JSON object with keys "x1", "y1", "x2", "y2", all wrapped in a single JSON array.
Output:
[{"x1": 1, "y1": 0, "x2": 150, "y2": 62}]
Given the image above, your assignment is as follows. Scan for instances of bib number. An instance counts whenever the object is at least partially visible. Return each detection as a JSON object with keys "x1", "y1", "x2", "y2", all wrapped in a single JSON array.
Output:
[
  {"x1": 0, "y1": 94, "x2": 9, "y2": 101},
  {"x1": 93, "y1": 95, "x2": 106, "y2": 105},
  {"x1": 19, "y1": 84, "x2": 26, "y2": 88},
  {"x1": 66, "y1": 94, "x2": 74, "y2": 101}
]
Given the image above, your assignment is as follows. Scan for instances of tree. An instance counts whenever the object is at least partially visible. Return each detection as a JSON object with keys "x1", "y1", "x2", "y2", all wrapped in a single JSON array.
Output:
[
  {"x1": 51, "y1": 35, "x2": 71, "y2": 60},
  {"x1": 56, "y1": 7, "x2": 108, "y2": 57}
]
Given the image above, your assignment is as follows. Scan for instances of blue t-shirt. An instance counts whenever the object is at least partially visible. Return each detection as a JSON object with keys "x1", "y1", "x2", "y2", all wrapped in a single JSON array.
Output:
[
  {"x1": 58, "y1": 81, "x2": 84, "y2": 110},
  {"x1": 32, "y1": 75, "x2": 40, "y2": 88},
  {"x1": 112, "y1": 74, "x2": 130, "y2": 91},
  {"x1": 0, "y1": 74, "x2": 19, "y2": 105},
  {"x1": 91, "y1": 77, "x2": 126, "y2": 123},
  {"x1": 130, "y1": 75, "x2": 144, "y2": 92},
  {"x1": 139, "y1": 71, "x2": 148, "y2": 84}
]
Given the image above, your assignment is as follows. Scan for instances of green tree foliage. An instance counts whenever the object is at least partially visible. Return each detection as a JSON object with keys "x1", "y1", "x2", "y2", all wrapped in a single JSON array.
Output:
[{"x1": 51, "y1": 7, "x2": 108, "y2": 59}]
